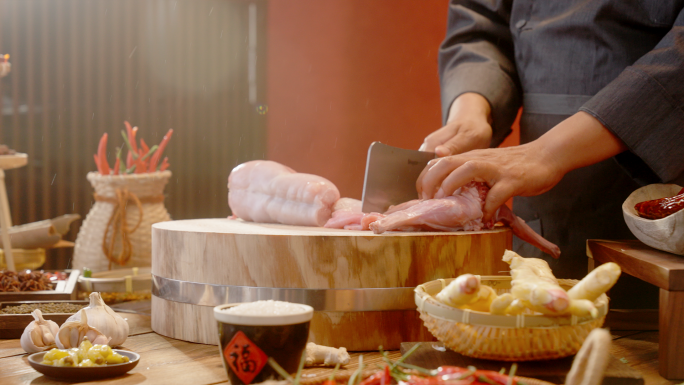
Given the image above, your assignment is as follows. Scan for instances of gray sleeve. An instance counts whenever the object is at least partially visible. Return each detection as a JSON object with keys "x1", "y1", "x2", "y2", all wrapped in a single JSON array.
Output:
[
  {"x1": 439, "y1": 0, "x2": 521, "y2": 147},
  {"x1": 580, "y1": 7, "x2": 684, "y2": 183}
]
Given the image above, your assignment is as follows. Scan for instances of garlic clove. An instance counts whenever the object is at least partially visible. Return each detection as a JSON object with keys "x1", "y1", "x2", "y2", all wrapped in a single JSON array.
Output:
[
  {"x1": 56, "y1": 309, "x2": 109, "y2": 349},
  {"x1": 20, "y1": 309, "x2": 60, "y2": 353},
  {"x1": 63, "y1": 292, "x2": 129, "y2": 347}
]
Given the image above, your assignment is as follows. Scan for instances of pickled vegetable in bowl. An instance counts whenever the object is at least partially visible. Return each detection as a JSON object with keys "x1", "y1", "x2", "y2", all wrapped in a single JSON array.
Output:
[{"x1": 28, "y1": 337, "x2": 140, "y2": 380}]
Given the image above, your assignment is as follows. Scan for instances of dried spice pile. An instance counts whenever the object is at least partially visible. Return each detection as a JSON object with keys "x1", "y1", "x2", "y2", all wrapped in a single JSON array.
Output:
[
  {"x1": 0, "y1": 302, "x2": 85, "y2": 314},
  {"x1": 0, "y1": 270, "x2": 54, "y2": 292}
]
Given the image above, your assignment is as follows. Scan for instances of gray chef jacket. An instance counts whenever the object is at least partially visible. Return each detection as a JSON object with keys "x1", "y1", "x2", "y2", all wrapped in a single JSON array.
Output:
[{"x1": 439, "y1": 0, "x2": 684, "y2": 306}]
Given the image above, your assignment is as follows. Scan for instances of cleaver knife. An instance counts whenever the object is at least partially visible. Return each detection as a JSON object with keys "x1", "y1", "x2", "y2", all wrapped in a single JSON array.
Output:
[{"x1": 361, "y1": 142, "x2": 436, "y2": 213}]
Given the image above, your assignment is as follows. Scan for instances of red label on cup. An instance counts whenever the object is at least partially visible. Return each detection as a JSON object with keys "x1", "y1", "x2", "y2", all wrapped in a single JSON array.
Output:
[{"x1": 223, "y1": 331, "x2": 268, "y2": 384}]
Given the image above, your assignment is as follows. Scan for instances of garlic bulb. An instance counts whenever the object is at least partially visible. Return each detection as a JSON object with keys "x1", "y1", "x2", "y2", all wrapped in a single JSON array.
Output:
[
  {"x1": 20, "y1": 309, "x2": 59, "y2": 353},
  {"x1": 63, "y1": 292, "x2": 129, "y2": 347},
  {"x1": 56, "y1": 309, "x2": 111, "y2": 349}
]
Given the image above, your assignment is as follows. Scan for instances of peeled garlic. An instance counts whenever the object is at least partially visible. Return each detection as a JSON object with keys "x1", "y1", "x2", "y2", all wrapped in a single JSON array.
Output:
[
  {"x1": 56, "y1": 309, "x2": 111, "y2": 349},
  {"x1": 62, "y1": 292, "x2": 129, "y2": 347},
  {"x1": 20, "y1": 309, "x2": 60, "y2": 353}
]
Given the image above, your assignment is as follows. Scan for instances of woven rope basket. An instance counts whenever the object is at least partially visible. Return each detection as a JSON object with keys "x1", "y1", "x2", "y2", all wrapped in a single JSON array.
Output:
[
  {"x1": 415, "y1": 276, "x2": 608, "y2": 361},
  {"x1": 72, "y1": 171, "x2": 172, "y2": 272}
]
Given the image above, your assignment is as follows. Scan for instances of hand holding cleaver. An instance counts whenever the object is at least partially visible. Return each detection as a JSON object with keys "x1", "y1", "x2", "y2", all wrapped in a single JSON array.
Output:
[{"x1": 361, "y1": 142, "x2": 435, "y2": 213}]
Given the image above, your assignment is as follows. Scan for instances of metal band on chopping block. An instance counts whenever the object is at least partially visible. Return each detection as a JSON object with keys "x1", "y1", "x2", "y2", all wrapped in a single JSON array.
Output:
[{"x1": 152, "y1": 274, "x2": 417, "y2": 311}]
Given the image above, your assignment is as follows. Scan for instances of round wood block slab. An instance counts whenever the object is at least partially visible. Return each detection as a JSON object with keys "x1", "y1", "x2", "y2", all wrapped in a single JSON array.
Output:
[{"x1": 151, "y1": 218, "x2": 512, "y2": 349}]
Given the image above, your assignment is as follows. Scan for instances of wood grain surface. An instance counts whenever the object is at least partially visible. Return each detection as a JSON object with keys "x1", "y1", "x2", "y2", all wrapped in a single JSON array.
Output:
[
  {"x1": 0, "y1": 312, "x2": 678, "y2": 385},
  {"x1": 588, "y1": 240, "x2": 684, "y2": 380},
  {"x1": 587, "y1": 240, "x2": 684, "y2": 291},
  {"x1": 152, "y1": 219, "x2": 512, "y2": 288},
  {"x1": 151, "y1": 219, "x2": 512, "y2": 349},
  {"x1": 658, "y1": 290, "x2": 684, "y2": 379}
]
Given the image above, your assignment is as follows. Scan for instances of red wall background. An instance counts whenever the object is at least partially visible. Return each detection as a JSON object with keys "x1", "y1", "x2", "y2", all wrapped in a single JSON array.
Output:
[{"x1": 266, "y1": 1, "x2": 519, "y2": 199}]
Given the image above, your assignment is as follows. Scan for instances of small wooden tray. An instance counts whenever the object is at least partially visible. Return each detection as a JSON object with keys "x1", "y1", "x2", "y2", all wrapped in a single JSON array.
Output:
[
  {"x1": 0, "y1": 269, "x2": 80, "y2": 302},
  {"x1": 0, "y1": 299, "x2": 89, "y2": 338}
]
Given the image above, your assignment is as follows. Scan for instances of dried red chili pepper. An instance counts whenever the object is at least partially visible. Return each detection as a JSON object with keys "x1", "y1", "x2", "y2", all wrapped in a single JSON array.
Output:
[{"x1": 634, "y1": 190, "x2": 684, "y2": 219}]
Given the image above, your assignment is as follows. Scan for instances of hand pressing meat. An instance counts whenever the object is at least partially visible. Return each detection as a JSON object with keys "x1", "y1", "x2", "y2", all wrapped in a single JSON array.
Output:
[
  {"x1": 369, "y1": 182, "x2": 561, "y2": 258},
  {"x1": 228, "y1": 160, "x2": 340, "y2": 227}
]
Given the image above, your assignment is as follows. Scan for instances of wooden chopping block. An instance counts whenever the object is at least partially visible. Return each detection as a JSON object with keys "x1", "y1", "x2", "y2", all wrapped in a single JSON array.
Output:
[{"x1": 151, "y1": 218, "x2": 511, "y2": 350}]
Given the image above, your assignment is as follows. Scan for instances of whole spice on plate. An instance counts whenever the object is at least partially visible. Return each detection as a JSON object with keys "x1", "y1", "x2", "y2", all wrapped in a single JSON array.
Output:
[{"x1": 1, "y1": 303, "x2": 86, "y2": 314}]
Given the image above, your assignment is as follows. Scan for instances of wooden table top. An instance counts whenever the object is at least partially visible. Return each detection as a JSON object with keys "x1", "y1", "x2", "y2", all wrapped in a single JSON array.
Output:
[
  {"x1": 587, "y1": 240, "x2": 684, "y2": 291},
  {"x1": 0, "y1": 312, "x2": 402, "y2": 385},
  {"x1": 0, "y1": 312, "x2": 677, "y2": 385}
]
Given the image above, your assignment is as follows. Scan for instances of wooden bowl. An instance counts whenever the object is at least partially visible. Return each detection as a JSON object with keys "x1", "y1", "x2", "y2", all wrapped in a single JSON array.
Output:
[
  {"x1": 415, "y1": 276, "x2": 608, "y2": 361},
  {"x1": 622, "y1": 184, "x2": 684, "y2": 256}
]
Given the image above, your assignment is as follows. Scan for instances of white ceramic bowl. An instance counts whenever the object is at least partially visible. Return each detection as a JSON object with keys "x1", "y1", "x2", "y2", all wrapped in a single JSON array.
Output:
[{"x1": 622, "y1": 184, "x2": 684, "y2": 255}]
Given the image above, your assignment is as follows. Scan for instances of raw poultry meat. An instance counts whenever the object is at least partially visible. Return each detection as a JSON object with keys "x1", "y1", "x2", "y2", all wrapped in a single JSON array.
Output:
[
  {"x1": 228, "y1": 160, "x2": 340, "y2": 227},
  {"x1": 369, "y1": 182, "x2": 491, "y2": 232},
  {"x1": 324, "y1": 198, "x2": 365, "y2": 230},
  {"x1": 368, "y1": 182, "x2": 561, "y2": 258}
]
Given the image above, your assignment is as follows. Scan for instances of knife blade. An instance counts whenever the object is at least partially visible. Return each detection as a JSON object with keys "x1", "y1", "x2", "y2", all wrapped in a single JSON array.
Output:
[{"x1": 361, "y1": 142, "x2": 436, "y2": 213}]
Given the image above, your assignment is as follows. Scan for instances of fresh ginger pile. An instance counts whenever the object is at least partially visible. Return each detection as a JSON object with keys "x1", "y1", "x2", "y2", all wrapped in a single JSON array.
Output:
[
  {"x1": 41, "y1": 336, "x2": 130, "y2": 367},
  {"x1": 435, "y1": 250, "x2": 621, "y2": 317}
]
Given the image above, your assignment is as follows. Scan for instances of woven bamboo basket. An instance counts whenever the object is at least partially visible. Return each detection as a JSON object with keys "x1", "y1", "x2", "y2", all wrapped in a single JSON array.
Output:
[
  {"x1": 73, "y1": 171, "x2": 172, "y2": 272},
  {"x1": 415, "y1": 276, "x2": 608, "y2": 361}
]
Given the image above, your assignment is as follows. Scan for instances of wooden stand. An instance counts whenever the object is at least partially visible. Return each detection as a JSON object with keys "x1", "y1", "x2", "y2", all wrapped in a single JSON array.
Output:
[
  {"x1": 587, "y1": 240, "x2": 684, "y2": 380},
  {"x1": 0, "y1": 153, "x2": 28, "y2": 271}
]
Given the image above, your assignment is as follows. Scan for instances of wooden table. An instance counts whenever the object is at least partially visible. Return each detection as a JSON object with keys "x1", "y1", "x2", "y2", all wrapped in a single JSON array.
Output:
[
  {"x1": 587, "y1": 240, "x2": 684, "y2": 380},
  {"x1": 0, "y1": 311, "x2": 679, "y2": 385},
  {"x1": 0, "y1": 312, "x2": 404, "y2": 385}
]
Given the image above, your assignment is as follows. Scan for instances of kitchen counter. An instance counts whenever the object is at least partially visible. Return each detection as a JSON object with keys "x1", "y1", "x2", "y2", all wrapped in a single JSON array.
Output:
[{"x1": 0, "y1": 312, "x2": 676, "y2": 384}]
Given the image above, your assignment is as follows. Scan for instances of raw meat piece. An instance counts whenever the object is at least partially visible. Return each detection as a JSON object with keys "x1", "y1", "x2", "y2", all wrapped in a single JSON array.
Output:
[
  {"x1": 228, "y1": 160, "x2": 340, "y2": 227},
  {"x1": 333, "y1": 198, "x2": 362, "y2": 213},
  {"x1": 369, "y1": 182, "x2": 561, "y2": 258},
  {"x1": 324, "y1": 198, "x2": 364, "y2": 229},
  {"x1": 324, "y1": 211, "x2": 365, "y2": 229},
  {"x1": 360, "y1": 212, "x2": 385, "y2": 230},
  {"x1": 369, "y1": 182, "x2": 488, "y2": 232}
]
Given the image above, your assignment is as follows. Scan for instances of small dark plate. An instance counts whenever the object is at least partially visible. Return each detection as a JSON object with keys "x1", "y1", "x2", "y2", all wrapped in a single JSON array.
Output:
[{"x1": 28, "y1": 350, "x2": 140, "y2": 380}]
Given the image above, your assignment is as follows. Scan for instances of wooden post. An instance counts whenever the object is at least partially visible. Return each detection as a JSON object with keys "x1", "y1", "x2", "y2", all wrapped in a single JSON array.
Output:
[
  {"x1": 0, "y1": 169, "x2": 15, "y2": 271},
  {"x1": 659, "y1": 289, "x2": 684, "y2": 379}
]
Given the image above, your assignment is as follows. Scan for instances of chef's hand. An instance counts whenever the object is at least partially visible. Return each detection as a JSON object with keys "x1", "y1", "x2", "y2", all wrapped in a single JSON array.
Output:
[
  {"x1": 419, "y1": 93, "x2": 493, "y2": 157},
  {"x1": 417, "y1": 112, "x2": 629, "y2": 222}
]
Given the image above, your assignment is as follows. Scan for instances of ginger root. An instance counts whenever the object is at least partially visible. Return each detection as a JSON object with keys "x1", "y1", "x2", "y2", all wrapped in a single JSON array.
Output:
[
  {"x1": 504, "y1": 299, "x2": 528, "y2": 315},
  {"x1": 304, "y1": 342, "x2": 350, "y2": 367},
  {"x1": 503, "y1": 250, "x2": 570, "y2": 314},
  {"x1": 435, "y1": 274, "x2": 481, "y2": 307},
  {"x1": 565, "y1": 328, "x2": 611, "y2": 385},
  {"x1": 566, "y1": 299, "x2": 599, "y2": 318},
  {"x1": 489, "y1": 293, "x2": 514, "y2": 315},
  {"x1": 461, "y1": 285, "x2": 497, "y2": 312},
  {"x1": 567, "y1": 262, "x2": 621, "y2": 302}
]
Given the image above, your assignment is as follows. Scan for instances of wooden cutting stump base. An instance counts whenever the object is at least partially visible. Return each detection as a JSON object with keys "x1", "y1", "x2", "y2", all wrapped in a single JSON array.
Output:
[{"x1": 151, "y1": 218, "x2": 512, "y2": 350}]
